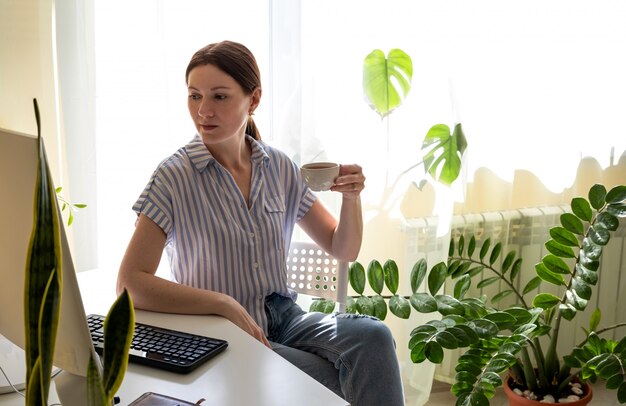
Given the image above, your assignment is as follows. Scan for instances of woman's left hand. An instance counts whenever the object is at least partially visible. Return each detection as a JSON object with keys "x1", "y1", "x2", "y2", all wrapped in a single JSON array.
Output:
[{"x1": 331, "y1": 164, "x2": 365, "y2": 199}]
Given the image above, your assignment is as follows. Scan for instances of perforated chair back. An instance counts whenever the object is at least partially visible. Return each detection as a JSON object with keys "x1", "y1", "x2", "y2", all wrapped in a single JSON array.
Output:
[{"x1": 286, "y1": 241, "x2": 348, "y2": 312}]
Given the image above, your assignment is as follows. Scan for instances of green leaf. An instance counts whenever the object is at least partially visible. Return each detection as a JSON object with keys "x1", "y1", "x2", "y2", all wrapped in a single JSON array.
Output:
[
  {"x1": 457, "y1": 235, "x2": 465, "y2": 256},
  {"x1": 87, "y1": 355, "x2": 107, "y2": 406},
  {"x1": 522, "y1": 276, "x2": 542, "y2": 295},
  {"x1": 582, "y1": 237, "x2": 602, "y2": 260},
  {"x1": 607, "y1": 203, "x2": 626, "y2": 217},
  {"x1": 589, "y1": 224, "x2": 611, "y2": 246},
  {"x1": 606, "y1": 373, "x2": 624, "y2": 390},
  {"x1": 389, "y1": 295, "x2": 411, "y2": 319},
  {"x1": 501, "y1": 251, "x2": 516, "y2": 274},
  {"x1": 356, "y1": 296, "x2": 374, "y2": 316},
  {"x1": 566, "y1": 289, "x2": 588, "y2": 311},
  {"x1": 24, "y1": 98, "x2": 63, "y2": 405},
  {"x1": 467, "y1": 236, "x2": 476, "y2": 257},
  {"x1": 102, "y1": 289, "x2": 135, "y2": 400},
  {"x1": 469, "y1": 319, "x2": 500, "y2": 339},
  {"x1": 428, "y1": 262, "x2": 448, "y2": 295},
  {"x1": 571, "y1": 197, "x2": 593, "y2": 221},
  {"x1": 545, "y1": 239, "x2": 576, "y2": 258},
  {"x1": 559, "y1": 303, "x2": 577, "y2": 321},
  {"x1": 456, "y1": 392, "x2": 490, "y2": 406},
  {"x1": 589, "y1": 308, "x2": 601, "y2": 332},
  {"x1": 454, "y1": 274, "x2": 471, "y2": 300},
  {"x1": 479, "y1": 238, "x2": 491, "y2": 261},
  {"x1": 535, "y1": 263, "x2": 565, "y2": 286},
  {"x1": 421, "y1": 123, "x2": 467, "y2": 186},
  {"x1": 533, "y1": 293, "x2": 561, "y2": 309},
  {"x1": 542, "y1": 254, "x2": 571, "y2": 274},
  {"x1": 349, "y1": 262, "x2": 366, "y2": 295},
  {"x1": 410, "y1": 341, "x2": 427, "y2": 363},
  {"x1": 596, "y1": 211, "x2": 619, "y2": 231},
  {"x1": 561, "y1": 212, "x2": 584, "y2": 235},
  {"x1": 410, "y1": 292, "x2": 438, "y2": 313},
  {"x1": 589, "y1": 184, "x2": 607, "y2": 209},
  {"x1": 362, "y1": 48, "x2": 412, "y2": 117},
  {"x1": 367, "y1": 260, "x2": 385, "y2": 295},
  {"x1": 509, "y1": 259, "x2": 522, "y2": 282},
  {"x1": 483, "y1": 312, "x2": 516, "y2": 330},
  {"x1": 345, "y1": 296, "x2": 357, "y2": 313},
  {"x1": 425, "y1": 341, "x2": 445, "y2": 363},
  {"x1": 606, "y1": 185, "x2": 626, "y2": 204},
  {"x1": 383, "y1": 259, "x2": 400, "y2": 294},
  {"x1": 436, "y1": 295, "x2": 465, "y2": 316},
  {"x1": 491, "y1": 290, "x2": 514, "y2": 305},
  {"x1": 476, "y1": 276, "x2": 499, "y2": 289},
  {"x1": 371, "y1": 295, "x2": 388, "y2": 320},
  {"x1": 572, "y1": 276, "x2": 592, "y2": 300},
  {"x1": 550, "y1": 226, "x2": 580, "y2": 246},
  {"x1": 489, "y1": 242, "x2": 502, "y2": 266},
  {"x1": 617, "y1": 381, "x2": 626, "y2": 403},
  {"x1": 435, "y1": 330, "x2": 459, "y2": 349},
  {"x1": 576, "y1": 263, "x2": 599, "y2": 286},
  {"x1": 410, "y1": 259, "x2": 428, "y2": 293}
]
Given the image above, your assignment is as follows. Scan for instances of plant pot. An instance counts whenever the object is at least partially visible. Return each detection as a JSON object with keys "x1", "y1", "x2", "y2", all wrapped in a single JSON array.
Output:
[{"x1": 503, "y1": 376, "x2": 593, "y2": 406}]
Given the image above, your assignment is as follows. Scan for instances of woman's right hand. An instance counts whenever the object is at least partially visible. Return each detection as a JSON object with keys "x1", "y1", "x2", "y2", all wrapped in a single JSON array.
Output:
[{"x1": 219, "y1": 295, "x2": 271, "y2": 348}]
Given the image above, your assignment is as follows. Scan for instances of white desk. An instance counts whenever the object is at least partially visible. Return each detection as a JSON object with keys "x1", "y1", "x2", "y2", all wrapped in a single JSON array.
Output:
[{"x1": 0, "y1": 270, "x2": 347, "y2": 406}]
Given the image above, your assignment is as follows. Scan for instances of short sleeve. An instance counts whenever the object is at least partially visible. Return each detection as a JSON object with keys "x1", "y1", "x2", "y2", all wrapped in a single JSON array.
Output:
[{"x1": 132, "y1": 169, "x2": 173, "y2": 235}]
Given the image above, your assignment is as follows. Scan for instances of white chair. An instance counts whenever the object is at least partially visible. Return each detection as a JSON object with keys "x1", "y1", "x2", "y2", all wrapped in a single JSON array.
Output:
[{"x1": 286, "y1": 241, "x2": 349, "y2": 312}]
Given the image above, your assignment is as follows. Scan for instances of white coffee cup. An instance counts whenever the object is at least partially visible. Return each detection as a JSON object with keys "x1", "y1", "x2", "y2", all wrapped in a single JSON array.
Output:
[{"x1": 301, "y1": 162, "x2": 340, "y2": 191}]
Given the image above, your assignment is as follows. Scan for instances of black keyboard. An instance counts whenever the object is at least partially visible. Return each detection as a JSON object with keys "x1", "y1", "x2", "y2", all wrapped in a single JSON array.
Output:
[{"x1": 87, "y1": 314, "x2": 228, "y2": 374}]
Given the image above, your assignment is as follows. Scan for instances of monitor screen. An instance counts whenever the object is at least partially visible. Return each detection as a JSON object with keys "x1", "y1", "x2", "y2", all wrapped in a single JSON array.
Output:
[{"x1": 0, "y1": 128, "x2": 98, "y2": 393}]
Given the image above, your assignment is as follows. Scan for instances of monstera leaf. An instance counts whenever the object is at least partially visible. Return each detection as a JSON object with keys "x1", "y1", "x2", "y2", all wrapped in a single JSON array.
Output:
[
  {"x1": 363, "y1": 48, "x2": 413, "y2": 118},
  {"x1": 421, "y1": 123, "x2": 467, "y2": 186}
]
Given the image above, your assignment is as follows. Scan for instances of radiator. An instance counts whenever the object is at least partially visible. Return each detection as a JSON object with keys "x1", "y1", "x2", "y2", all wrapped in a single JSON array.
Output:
[{"x1": 402, "y1": 206, "x2": 626, "y2": 384}]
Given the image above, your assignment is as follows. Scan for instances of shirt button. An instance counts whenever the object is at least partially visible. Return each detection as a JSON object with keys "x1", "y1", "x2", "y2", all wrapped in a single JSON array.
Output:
[
  {"x1": 253, "y1": 263, "x2": 259, "y2": 269},
  {"x1": 249, "y1": 232, "x2": 255, "y2": 238}
]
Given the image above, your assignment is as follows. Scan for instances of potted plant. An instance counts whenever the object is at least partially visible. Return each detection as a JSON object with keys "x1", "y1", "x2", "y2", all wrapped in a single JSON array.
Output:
[
  {"x1": 343, "y1": 183, "x2": 626, "y2": 405},
  {"x1": 25, "y1": 99, "x2": 134, "y2": 406}
]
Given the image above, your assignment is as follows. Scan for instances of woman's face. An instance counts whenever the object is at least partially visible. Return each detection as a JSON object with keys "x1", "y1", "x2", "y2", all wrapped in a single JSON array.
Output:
[{"x1": 187, "y1": 64, "x2": 260, "y2": 146}]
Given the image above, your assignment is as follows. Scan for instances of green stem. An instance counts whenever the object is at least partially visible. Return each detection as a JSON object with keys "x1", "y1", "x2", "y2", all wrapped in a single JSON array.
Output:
[
  {"x1": 520, "y1": 347, "x2": 538, "y2": 392},
  {"x1": 577, "y1": 322, "x2": 626, "y2": 347},
  {"x1": 449, "y1": 256, "x2": 529, "y2": 308}
]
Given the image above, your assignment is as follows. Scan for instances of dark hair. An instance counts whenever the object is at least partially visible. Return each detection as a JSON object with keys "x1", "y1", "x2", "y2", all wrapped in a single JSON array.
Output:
[{"x1": 186, "y1": 40, "x2": 262, "y2": 140}]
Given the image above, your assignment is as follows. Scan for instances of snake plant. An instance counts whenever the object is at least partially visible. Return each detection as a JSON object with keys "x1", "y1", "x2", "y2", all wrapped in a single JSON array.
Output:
[{"x1": 25, "y1": 99, "x2": 134, "y2": 405}]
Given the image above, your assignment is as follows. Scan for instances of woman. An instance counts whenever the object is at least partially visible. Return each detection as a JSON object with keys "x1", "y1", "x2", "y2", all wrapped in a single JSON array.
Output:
[{"x1": 117, "y1": 40, "x2": 404, "y2": 405}]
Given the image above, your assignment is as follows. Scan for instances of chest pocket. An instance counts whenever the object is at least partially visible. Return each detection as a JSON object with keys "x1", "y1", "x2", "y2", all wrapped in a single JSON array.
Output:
[{"x1": 262, "y1": 195, "x2": 286, "y2": 244}]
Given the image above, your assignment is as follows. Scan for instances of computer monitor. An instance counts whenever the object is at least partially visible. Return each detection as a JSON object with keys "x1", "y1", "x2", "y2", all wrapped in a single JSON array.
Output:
[{"x1": 0, "y1": 128, "x2": 100, "y2": 399}]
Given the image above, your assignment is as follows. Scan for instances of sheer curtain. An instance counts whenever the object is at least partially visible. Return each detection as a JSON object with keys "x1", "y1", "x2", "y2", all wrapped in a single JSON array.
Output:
[{"x1": 56, "y1": 0, "x2": 626, "y2": 404}]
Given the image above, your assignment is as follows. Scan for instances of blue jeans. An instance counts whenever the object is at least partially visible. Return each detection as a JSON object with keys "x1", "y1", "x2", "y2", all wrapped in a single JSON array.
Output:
[{"x1": 264, "y1": 293, "x2": 404, "y2": 406}]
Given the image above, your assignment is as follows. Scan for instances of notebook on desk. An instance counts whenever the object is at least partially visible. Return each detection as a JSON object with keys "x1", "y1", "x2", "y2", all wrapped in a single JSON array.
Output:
[{"x1": 87, "y1": 314, "x2": 228, "y2": 374}]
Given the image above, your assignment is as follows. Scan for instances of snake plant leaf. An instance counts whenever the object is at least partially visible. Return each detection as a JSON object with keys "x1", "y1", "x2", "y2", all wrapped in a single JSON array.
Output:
[
  {"x1": 362, "y1": 48, "x2": 412, "y2": 118},
  {"x1": 24, "y1": 98, "x2": 63, "y2": 406},
  {"x1": 102, "y1": 288, "x2": 135, "y2": 401},
  {"x1": 87, "y1": 355, "x2": 107, "y2": 406},
  {"x1": 421, "y1": 123, "x2": 467, "y2": 186}
]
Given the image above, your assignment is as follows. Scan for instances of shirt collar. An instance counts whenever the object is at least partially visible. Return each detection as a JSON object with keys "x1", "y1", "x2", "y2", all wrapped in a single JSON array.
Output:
[{"x1": 185, "y1": 134, "x2": 270, "y2": 173}]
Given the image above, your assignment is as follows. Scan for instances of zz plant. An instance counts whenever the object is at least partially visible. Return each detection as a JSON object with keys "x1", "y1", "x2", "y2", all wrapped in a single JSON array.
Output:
[
  {"x1": 338, "y1": 183, "x2": 626, "y2": 405},
  {"x1": 25, "y1": 99, "x2": 134, "y2": 405}
]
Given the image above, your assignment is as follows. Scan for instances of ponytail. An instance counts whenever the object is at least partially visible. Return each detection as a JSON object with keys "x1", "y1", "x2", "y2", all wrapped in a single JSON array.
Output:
[{"x1": 246, "y1": 115, "x2": 261, "y2": 141}]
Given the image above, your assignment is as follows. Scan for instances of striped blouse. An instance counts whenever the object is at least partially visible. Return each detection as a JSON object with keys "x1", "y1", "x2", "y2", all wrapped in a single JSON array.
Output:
[{"x1": 133, "y1": 134, "x2": 316, "y2": 333}]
